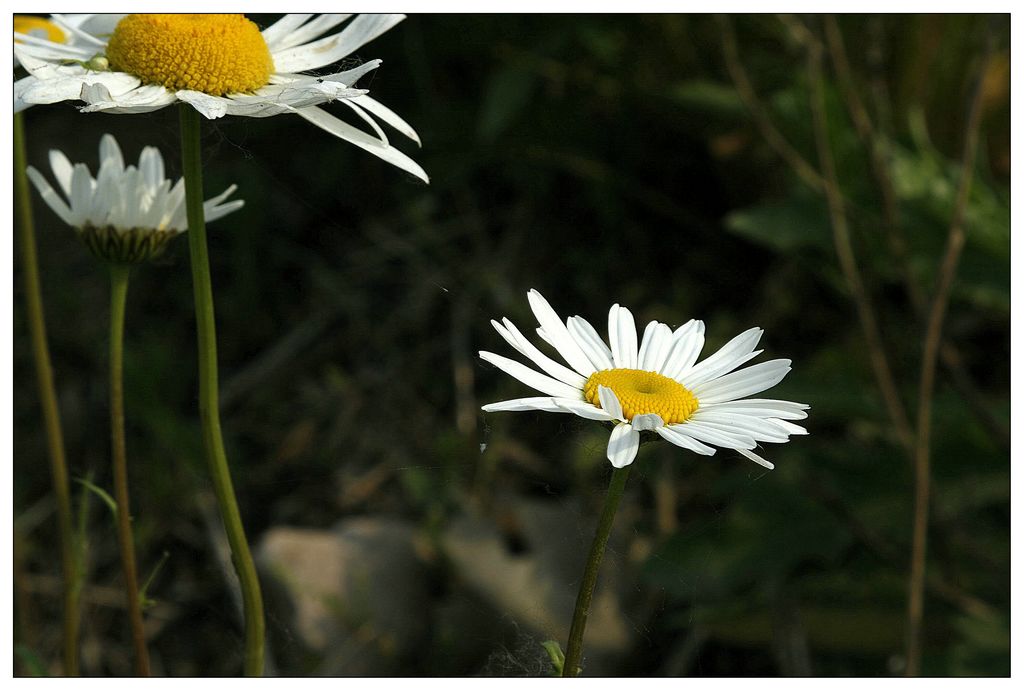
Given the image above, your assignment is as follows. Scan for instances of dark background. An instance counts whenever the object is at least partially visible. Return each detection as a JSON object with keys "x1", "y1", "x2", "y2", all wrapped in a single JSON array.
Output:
[{"x1": 13, "y1": 14, "x2": 1009, "y2": 676}]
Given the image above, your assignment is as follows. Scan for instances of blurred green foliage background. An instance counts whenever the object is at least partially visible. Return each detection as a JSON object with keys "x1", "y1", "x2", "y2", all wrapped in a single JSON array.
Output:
[{"x1": 14, "y1": 14, "x2": 1009, "y2": 676}]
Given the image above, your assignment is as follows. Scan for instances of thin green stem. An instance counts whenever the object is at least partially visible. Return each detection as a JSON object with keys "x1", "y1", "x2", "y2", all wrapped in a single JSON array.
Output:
[
  {"x1": 108, "y1": 264, "x2": 151, "y2": 676},
  {"x1": 179, "y1": 104, "x2": 265, "y2": 677},
  {"x1": 563, "y1": 465, "x2": 631, "y2": 677},
  {"x1": 14, "y1": 111, "x2": 80, "y2": 677}
]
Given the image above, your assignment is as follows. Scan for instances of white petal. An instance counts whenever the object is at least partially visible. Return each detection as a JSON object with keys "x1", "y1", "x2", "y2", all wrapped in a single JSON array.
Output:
[
  {"x1": 140, "y1": 147, "x2": 164, "y2": 190},
  {"x1": 631, "y1": 413, "x2": 664, "y2": 432},
  {"x1": 555, "y1": 399, "x2": 617, "y2": 421},
  {"x1": 339, "y1": 99, "x2": 390, "y2": 145},
  {"x1": 176, "y1": 90, "x2": 230, "y2": 119},
  {"x1": 25, "y1": 167, "x2": 74, "y2": 226},
  {"x1": 47, "y1": 149, "x2": 74, "y2": 196},
  {"x1": 661, "y1": 320, "x2": 705, "y2": 379},
  {"x1": 698, "y1": 398, "x2": 809, "y2": 420},
  {"x1": 597, "y1": 386, "x2": 624, "y2": 421},
  {"x1": 608, "y1": 304, "x2": 638, "y2": 369},
  {"x1": 350, "y1": 95, "x2": 421, "y2": 145},
  {"x1": 268, "y1": 14, "x2": 352, "y2": 51},
  {"x1": 686, "y1": 412, "x2": 790, "y2": 443},
  {"x1": 203, "y1": 184, "x2": 240, "y2": 210},
  {"x1": 271, "y1": 14, "x2": 405, "y2": 73},
  {"x1": 13, "y1": 32, "x2": 94, "y2": 58},
  {"x1": 526, "y1": 290, "x2": 596, "y2": 376},
  {"x1": 679, "y1": 327, "x2": 764, "y2": 389},
  {"x1": 670, "y1": 421, "x2": 756, "y2": 450},
  {"x1": 638, "y1": 322, "x2": 673, "y2": 372},
  {"x1": 479, "y1": 351, "x2": 583, "y2": 399},
  {"x1": 78, "y1": 14, "x2": 126, "y2": 36},
  {"x1": 15, "y1": 75, "x2": 35, "y2": 113},
  {"x1": 69, "y1": 163, "x2": 94, "y2": 221},
  {"x1": 99, "y1": 134, "x2": 125, "y2": 174},
  {"x1": 261, "y1": 14, "x2": 315, "y2": 49},
  {"x1": 736, "y1": 448, "x2": 775, "y2": 470},
  {"x1": 770, "y1": 419, "x2": 808, "y2": 436},
  {"x1": 79, "y1": 84, "x2": 177, "y2": 113},
  {"x1": 205, "y1": 200, "x2": 245, "y2": 224},
  {"x1": 636, "y1": 321, "x2": 658, "y2": 369},
  {"x1": 535, "y1": 327, "x2": 554, "y2": 349},
  {"x1": 49, "y1": 14, "x2": 107, "y2": 47},
  {"x1": 607, "y1": 423, "x2": 640, "y2": 468},
  {"x1": 491, "y1": 318, "x2": 587, "y2": 388},
  {"x1": 691, "y1": 359, "x2": 792, "y2": 405},
  {"x1": 567, "y1": 316, "x2": 614, "y2": 371},
  {"x1": 481, "y1": 397, "x2": 570, "y2": 413},
  {"x1": 656, "y1": 426, "x2": 717, "y2": 455},
  {"x1": 295, "y1": 106, "x2": 428, "y2": 183}
]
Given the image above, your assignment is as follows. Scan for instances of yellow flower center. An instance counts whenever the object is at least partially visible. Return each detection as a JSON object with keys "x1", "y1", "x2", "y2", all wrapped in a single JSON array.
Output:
[
  {"x1": 584, "y1": 368, "x2": 699, "y2": 424},
  {"x1": 15, "y1": 15, "x2": 66, "y2": 43},
  {"x1": 106, "y1": 14, "x2": 273, "y2": 96}
]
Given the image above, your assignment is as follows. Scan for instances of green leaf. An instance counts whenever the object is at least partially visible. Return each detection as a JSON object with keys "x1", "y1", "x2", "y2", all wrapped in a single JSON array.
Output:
[
  {"x1": 139, "y1": 550, "x2": 171, "y2": 610},
  {"x1": 478, "y1": 65, "x2": 537, "y2": 142},
  {"x1": 14, "y1": 644, "x2": 47, "y2": 677},
  {"x1": 540, "y1": 640, "x2": 565, "y2": 676},
  {"x1": 724, "y1": 193, "x2": 832, "y2": 253},
  {"x1": 74, "y1": 477, "x2": 117, "y2": 519},
  {"x1": 666, "y1": 80, "x2": 746, "y2": 118}
]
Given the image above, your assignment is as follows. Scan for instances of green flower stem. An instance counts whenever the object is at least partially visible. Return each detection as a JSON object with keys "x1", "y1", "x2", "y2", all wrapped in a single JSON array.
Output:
[
  {"x1": 562, "y1": 465, "x2": 632, "y2": 677},
  {"x1": 179, "y1": 105, "x2": 265, "y2": 677},
  {"x1": 108, "y1": 264, "x2": 151, "y2": 676},
  {"x1": 14, "y1": 111, "x2": 80, "y2": 677}
]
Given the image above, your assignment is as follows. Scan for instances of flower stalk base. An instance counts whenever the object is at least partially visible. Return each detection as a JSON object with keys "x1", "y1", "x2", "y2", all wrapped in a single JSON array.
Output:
[{"x1": 562, "y1": 465, "x2": 632, "y2": 677}]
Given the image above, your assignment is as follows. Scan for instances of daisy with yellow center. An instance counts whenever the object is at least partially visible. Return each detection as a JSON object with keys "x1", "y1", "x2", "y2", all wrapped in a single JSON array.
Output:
[
  {"x1": 480, "y1": 290, "x2": 809, "y2": 469},
  {"x1": 14, "y1": 13, "x2": 426, "y2": 181}
]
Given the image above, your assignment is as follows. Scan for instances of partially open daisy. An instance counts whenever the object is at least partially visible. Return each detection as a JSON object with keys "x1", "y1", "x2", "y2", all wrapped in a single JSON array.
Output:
[
  {"x1": 14, "y1": 13, "x2": 426, "y2": 181},
  {"x1": 480, "y1": 290, "x2": 809, "y2": 469},
  {"x1": 26, "y1": 134, "x2": 243, "y2": 264}
]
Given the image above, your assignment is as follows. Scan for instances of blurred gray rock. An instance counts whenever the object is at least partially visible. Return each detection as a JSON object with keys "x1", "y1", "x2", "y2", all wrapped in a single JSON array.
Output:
[
  {"x1": 256, "y1": 517, "x2": 432, "y2": 675},
  {"x1": 441, "y1": 494, "x2": 633, "y2": 675}
]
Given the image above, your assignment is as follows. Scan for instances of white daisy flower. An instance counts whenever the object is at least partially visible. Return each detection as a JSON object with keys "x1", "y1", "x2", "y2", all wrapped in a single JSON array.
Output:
[
  {"x1": 26, "y1": 133, "x2": 243, "y2": 264},
  {"x1": 13, "y1": 13, "x2": 426, "y2": 182},
  {"x1": 13, "y1": 14, "x2": 100, "y2": 66},
  {"x1": 480, "y1": 290, "x2": 809, "y2": 469}
]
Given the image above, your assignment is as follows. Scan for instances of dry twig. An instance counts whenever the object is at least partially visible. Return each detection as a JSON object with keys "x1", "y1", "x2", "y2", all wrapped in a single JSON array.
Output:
[{"x1": 905, "y1": 29, "x2": 994, "y2": 677}]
